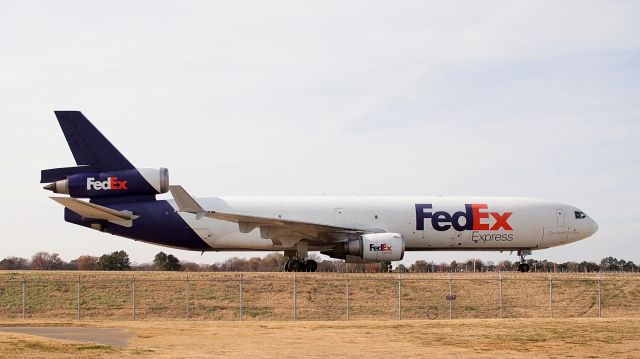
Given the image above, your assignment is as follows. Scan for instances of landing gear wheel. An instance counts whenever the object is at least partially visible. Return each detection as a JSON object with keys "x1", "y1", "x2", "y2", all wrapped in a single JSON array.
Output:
[
  {"x1": 517, "y1": 250, "x2": 532, "y2": 273},
  {"x1": 289, "y1": 259, "x2": 301, "y2": 272},
  {"x1": 306, "y1": 260, "x2": 318, "y2": 272},
  {"x1": 284, "y1": 254, "x2": 317, "y2": 272}
]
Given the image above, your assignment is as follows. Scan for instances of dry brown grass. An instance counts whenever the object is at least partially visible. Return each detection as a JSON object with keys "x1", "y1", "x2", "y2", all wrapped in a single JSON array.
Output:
[
  {"x1": 1, "y1": 318, "x2": 639, "y2": 358},
  {"x1": 1, "y1": 272, "x2": 639, "y2": 321}
]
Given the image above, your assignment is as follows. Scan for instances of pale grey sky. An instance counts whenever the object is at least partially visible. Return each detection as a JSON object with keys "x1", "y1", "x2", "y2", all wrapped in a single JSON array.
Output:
[{"x1": 1, "y1": 1, "x2": 638, "y2": 266}]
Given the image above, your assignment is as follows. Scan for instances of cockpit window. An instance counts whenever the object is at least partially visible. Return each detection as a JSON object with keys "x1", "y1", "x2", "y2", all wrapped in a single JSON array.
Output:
[{"x1": 575, "y1": 211, "x2": 587, "y2": 219}]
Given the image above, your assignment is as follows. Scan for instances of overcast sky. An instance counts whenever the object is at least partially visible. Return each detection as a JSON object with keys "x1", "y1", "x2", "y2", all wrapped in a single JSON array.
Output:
[{"x1": 1, "y1": 1, "x2": 638, "y2": 266}]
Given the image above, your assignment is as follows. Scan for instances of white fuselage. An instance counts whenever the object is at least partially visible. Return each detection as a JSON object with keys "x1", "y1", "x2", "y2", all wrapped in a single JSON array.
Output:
[{"x1": 175, "y1": 196, "x2": 597, "y2": 252}]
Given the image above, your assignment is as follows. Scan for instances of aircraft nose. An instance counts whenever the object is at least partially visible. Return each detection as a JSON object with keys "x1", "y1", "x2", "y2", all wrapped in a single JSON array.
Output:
[{"x1": 588, "y1": 218, "x2": 598, "y2": 237}]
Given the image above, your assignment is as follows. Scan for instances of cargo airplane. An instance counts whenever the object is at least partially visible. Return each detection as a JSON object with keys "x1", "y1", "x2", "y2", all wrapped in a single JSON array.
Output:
[{"x1": 42, "y1": 112, "x2": 598, "y2": 272}]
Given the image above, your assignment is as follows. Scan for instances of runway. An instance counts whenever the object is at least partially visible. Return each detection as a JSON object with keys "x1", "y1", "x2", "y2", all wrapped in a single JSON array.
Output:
[{"x1": 0, "y1": 326, "x2": 131, "y2": 347}]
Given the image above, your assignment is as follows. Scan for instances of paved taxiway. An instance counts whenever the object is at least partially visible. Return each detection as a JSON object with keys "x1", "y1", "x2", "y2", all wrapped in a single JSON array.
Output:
[{"x1": 0, "y1": 326, "x2": 131, "y2": 347}]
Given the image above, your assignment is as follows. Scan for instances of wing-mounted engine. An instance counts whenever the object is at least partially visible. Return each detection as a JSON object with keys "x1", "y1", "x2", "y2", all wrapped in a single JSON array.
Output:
[
  {"x1": 44, "y1": 168, "x2": 169, "y2": 198},
  {"x1": 322, "y1": 233, "x2": 405, "y2": 262}
]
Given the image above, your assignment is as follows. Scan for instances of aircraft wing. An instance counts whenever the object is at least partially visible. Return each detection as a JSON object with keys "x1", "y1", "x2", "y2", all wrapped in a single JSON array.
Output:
[
  {"x1": 169, "y1": 185, "x2": 368, "y2": 247},
  {"x1": 50, "y1": 197, "x2": 139, "y2": 227}
]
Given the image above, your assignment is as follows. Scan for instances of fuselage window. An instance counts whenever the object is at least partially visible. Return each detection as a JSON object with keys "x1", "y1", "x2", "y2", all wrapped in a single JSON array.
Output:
[{"x1": 574, "y1": 211, "x2": 587, "y2": 219}]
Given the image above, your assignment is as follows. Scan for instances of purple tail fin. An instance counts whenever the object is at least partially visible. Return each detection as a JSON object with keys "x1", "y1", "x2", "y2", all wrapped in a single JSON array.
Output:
[{"x1": 41, "y1": 111, "x2": 136, "y2": 183}]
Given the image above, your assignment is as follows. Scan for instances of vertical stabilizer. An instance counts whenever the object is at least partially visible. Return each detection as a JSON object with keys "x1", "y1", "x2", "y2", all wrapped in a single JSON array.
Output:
[{"x1": 41, "y1": 111, "x2": 135, "y2": 183}]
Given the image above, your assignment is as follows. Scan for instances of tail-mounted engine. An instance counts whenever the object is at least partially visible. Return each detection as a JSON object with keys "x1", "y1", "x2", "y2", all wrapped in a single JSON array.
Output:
[
  {"x1": 322, "y1": 233, "x2": 405, "y2": 262},
  {"x1": 44, "y1": 168, "x2": 169, "y2": 198}
]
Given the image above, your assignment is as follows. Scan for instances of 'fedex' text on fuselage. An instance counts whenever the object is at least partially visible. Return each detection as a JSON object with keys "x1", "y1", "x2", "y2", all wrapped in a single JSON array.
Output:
[{"x1": 415, "y1": 204, "x2": 513, "y2": 232}]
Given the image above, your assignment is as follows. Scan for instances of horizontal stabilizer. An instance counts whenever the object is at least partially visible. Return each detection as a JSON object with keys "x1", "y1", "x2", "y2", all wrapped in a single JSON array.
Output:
[{"x1": 50, "y1": 197, "x2": 139, "y2": 227}]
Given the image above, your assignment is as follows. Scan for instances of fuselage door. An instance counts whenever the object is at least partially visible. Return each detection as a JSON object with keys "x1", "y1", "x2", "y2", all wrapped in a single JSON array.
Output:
[{"x1": 555, "y1": 209, "x2": 564, "y2": 227}]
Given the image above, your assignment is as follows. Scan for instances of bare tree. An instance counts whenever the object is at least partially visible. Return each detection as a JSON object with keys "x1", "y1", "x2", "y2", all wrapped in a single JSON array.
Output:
[
  {"x1": 181, "y1": 262, "x2": 202, "y2": 272},
  {"x1": 74, "y1": 255, "x2": 98, "y2": 270},
  {"x1": 30, "y1": 252, "x2": 64, "y2": 270}
]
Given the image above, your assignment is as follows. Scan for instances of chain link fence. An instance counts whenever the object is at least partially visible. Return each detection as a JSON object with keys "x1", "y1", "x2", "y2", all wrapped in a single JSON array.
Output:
[{"x1": 1, "y1": 272, "x2": 639, "y2": 321}]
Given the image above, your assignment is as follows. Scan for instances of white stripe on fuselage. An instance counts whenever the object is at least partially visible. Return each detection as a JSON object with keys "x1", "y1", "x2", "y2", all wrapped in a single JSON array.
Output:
[{"x1": 170, "y1": 196, "x2": 596, "y2": 252}]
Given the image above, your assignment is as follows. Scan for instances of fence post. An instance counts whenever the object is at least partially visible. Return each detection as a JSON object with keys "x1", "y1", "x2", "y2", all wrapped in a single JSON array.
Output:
[
  {"x1": 22, "y1": 278, "x2": 25, "y2": 320},
  {"x1": 77, "y1": 276, "x2": 80, "y2": 321},
  {"x1": 498, "y1": 273, "x2": 503, "y2": 319},
  {"x1": 345, "y1": 273, "x2": 350, "y2": 321},
  {"x1": 239, "y1": 273, "x2": 243, "y2": 321},
  {"x1": 185, "y1": 274, "x2": 190, "y2": 320},
  {"x1": 549, "y1": 276, "x2": 553, "y2": 318},
  {"x1": 132, "y1": 275, "x2": 136, "y2": 321},
  {"x1": 597, "y1": 276, "x2": 602, "y2": 318},
  {"x1": 293, "y1": 272, "x2": 297, "y2": 321},
  {"x1": 397, "y1": 278, "x2": 402, "y2": 320},
  {"x1": 448, "y1": 273, "x2": 452, "y2": 320}
]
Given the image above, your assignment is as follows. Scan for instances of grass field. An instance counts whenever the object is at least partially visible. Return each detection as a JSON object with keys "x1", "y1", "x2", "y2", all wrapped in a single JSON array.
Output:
[
  {"x1": 1, "y1": 272, "x2": 639, "y2": 321},
  {"x1": 1, "y1": 318, "x2": 639, "y2": 358}
]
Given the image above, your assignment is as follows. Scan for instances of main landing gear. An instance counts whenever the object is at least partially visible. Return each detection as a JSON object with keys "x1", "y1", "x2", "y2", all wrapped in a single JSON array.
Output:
[
  {"x1": 517, "y1": 250, "x2": 531, "y2": 272},
  {"x1": 284, "y1": 258, "x2": 318, "y2": 272},
  {"x1": 283, "y1": 240, "x2": 318, "y2": 272}
]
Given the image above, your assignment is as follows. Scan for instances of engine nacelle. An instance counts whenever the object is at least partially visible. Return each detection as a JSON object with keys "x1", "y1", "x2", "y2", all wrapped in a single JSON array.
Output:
[
  {"x1": 324, "y1": 233, "x2": 405, "y2": 262},
  {"x1": 45, "y1": 168, "x2": 169, "y2": 198}
]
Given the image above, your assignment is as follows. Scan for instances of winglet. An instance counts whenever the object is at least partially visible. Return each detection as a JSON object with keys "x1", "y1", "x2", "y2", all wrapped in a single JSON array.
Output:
[{"x1": 169, "y1": 185, "x2": 207, "y2": 219}]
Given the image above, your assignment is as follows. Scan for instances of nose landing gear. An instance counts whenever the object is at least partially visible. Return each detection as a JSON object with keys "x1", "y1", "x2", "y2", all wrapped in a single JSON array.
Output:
[{"x1": 517, "y1": 250, "x2": 531, "y2": 272}]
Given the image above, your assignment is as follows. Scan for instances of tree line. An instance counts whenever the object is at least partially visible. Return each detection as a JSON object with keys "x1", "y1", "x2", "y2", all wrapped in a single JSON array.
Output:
[
  {"x1": 0, "y1": 251, "x2": 182, "y2": 271},
  {"x1": 0, "y1": 251, "x2": 637, "y2": 273}
]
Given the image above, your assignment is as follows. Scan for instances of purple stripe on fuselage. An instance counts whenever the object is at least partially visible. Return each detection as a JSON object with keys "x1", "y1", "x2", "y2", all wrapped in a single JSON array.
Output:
[{"x1": 64, "y1": 200, "x2": 210, "y2": 251}]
